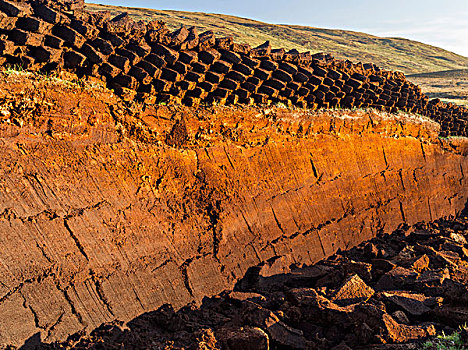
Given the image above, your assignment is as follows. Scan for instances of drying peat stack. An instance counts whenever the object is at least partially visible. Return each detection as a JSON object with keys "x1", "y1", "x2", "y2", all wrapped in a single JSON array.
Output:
[{"x1": 0, "y1": 0, "x2": 467, "y2": 137}]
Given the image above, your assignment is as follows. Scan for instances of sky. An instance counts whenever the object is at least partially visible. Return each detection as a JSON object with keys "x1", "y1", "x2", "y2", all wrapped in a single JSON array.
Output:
[{"x1": 92, "y1": 0, "x2": 468, "y2": 57}]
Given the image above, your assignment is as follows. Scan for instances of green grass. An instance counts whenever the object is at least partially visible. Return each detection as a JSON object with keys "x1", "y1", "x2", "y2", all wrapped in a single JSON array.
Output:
[
  {"x1": 0, "y1": 66, "x2": 104, "y2": 90},
  {"x1": 86, "y1": 3, "x2": 468, "y2": 74},
  {"x1": 408, "y1": 69, "x2": 468, "y2": 79},
  {"x1": 423, "y1": 326, "x2": 468, "y2": 350},
  {"x1": 3, "y1": 64, "x2": 26, "y2": 75}
]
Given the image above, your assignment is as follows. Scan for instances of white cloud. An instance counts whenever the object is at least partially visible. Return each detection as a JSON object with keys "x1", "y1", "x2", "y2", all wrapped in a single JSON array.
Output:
[{"x1": 363, "y1": 14, "x2": 468, "y2": 56}]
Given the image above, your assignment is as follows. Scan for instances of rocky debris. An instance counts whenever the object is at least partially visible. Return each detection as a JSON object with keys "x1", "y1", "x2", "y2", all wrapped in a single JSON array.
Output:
[
  {"x1": 0, "y1": 0, "x2": 466, "y2": 136},
  {"x1": 332, "y1": 274, "x2": 375, "y2": 306},
  {"x1": 381, "y1": 291, "x2": 436, "y2": 316},
  {"x1": 27, "y1": 212, "x2": 468, "y2": 349},
  {"x1": 217, "y1": 327, "x2": 269, "y2": 350}
]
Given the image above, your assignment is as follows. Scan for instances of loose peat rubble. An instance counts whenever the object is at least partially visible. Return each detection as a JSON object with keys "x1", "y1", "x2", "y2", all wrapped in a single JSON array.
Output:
[
  {"x1": 30, "y1": 210, "x2": 468, "y2": 349},
  {"x1": 0, "y1": 0, "x2": 467, "y2": 137}
]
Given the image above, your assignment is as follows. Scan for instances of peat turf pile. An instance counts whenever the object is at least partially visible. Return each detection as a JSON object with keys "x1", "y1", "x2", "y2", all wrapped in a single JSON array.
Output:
[
  {"x1": 0, "y1": 0, "x2": 467, "y2": 137},
  {"x1": 32, "y1": 210, "x2": 468, "y2": 349}
]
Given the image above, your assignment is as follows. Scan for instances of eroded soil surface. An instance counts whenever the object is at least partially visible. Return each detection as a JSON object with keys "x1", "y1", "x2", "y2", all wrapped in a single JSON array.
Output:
[{"x1": 22, "y1": 209, "x2": 467, "y2": 350}]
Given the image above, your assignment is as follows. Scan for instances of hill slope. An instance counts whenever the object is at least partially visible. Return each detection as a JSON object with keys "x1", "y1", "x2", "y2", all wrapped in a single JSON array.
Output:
[
  {"x1": 86, "y1": 3, "x2": 468, "y2": 74},
  {"x1": 407, "y1": 69, "x2": 468, "y2": 106}
]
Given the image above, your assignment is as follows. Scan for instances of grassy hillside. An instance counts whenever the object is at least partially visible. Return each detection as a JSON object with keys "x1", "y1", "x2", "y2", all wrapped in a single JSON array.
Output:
[
  {"x1": 407, "y1": 69, "x2": 468, "y2": 106},
  {"x1": 86, "y1": 3, "x2": 468, "y2": 75}
]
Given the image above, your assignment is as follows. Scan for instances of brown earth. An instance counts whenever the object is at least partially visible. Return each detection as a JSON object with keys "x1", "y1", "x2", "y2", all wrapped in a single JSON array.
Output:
[{"x1": 0, "y1": 70, "x2": 467, "y2": 347}]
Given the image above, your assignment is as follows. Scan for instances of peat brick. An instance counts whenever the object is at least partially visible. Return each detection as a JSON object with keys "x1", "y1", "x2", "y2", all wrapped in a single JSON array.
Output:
[
  {"x1": 81, "y1": 43, "x2": 105, "y2": 64},
  {"x1": 242, "y1": 56, "x2": 260, "y2": 69},
  {"x1": 180, "y1": 27, "x2": 199, "y2": 50},
  {"x1": 44, "y1": 35, "x2": 64, "y2": 49},
  {"x1": 137, "y1": 60, "x2": 161, "y2": 78},
  {"x1": 146, "y1": 53, "x2": 166, "y2": 68},
  {"x1": 205, "y1": 71, "x2": 223, "y2": 84},
  {"x1": 220, "y1": 78, "x2": 239, "y2": 90},
  {"x1": 178, "y1": 50, "x2": 198, "y2": 65},
  {"x1": 199, "y1": 48, "x2": 221, "y2": 65},
  {"x1": 153, "y1": 78, "x2": 172, "y2": 92},
  {"x1": 161, "y1": 67, "x2": 181, "y2": 82},
  {"x1": 212, "y1": 87, "x2": 230, "y2": 98},
  {"x1": 198, "y1": 30, "x2": 215, "y2": 51},
  {"x1": 235, "y1": 88, "x2": 251, "y2": 99},
  {"x1": 199, "y1": 81, "x2": 216, "y2": 92},
  {"x1": 109, "y1": 54, "x2": 131, "y2": 73},
  {"x1": 258, "y1": 85, "x2": 279, "y2": 97},
  {"x1": 232, "y1": 43, "x2": 251, "y2": 55},
  {"x1": 279, "y1": 62, "x2": 298, "y2": 75},
  {"x1": 70, "y1": 19, "x2": 99, "y2": 39},
  {"x1": 185, "y1": 71, "x2": 204, "y2": 83},
  {"x1": 264, "y1": 79, "x2": 286, "y2": 90},
  {"x1": 226, "y1": 70, "x2": 247, "y2": 83},
  {"x1": 90, "y1": 38, "x2": 114, "y2": 55},
  {"x1": 254, "y1": 68, "x2": 271, "y2": 81},
  {"x1": 116, "y1": 48, "x2": 141, "y2": 65},
  {"x1": 272, "y1": 69, "x2": 293, "y2": 83},
  {"x1": 101, "y1": 32, "x2": 125, "y2": 48},
  {"x1": 53, "y1": 25, "x2": 86, "y2": 48},
  {"x1": 293, "y1": 72, "x2": 309, "y2": 83},
  {"x1": 215, "y1": 37, "x2": 233, "y2": 50},
  {"x1": 219, "y1": 49, "x2": 242, "y2": 65},
  {"x1": 9, "y1": 29, "x2": 43, "y2": 46},
  {"x1": 260, "y1": 60, "x2": 278, "y2": 71},
  {"x1": 313, "y1": 66, "x2": 327, "y2": 77},
  {"x1": 211, "y1": 60, "x2": 232, "y2": 74},
  {"x1": 63, "y1": 50, "x2": 86, "y2": 68},
  {"x1": 328, "y1": 69, "x2": 342, "y2": 80},
  {"x1": 129, "y1": 66, "x2": 152, "y2": 85},
  {"x1": 30, "y1": 46, "x2": 62, "y2": 63},
  {"x1": 15, "y1": 17, "x2": 52, "y2": 33},
  {"x1": 177, "y1": 80, "x2": 197, "y2": 91},
  {"x1": 191, "y1": 62, "x2": 208, "y2": 73},
  {"x1": 0, "y1": 0, "x2": 31, "y2": 17},
  {"x1": 233, "y1": 63, "x2": 253, "y2": 76},
  {"x1": 34, "y1": 4, "x2": 66, "y2": 24},
  {"x1": 99, "y1": 62, "x2": 121, "y2": 78},
  {"x1": 152, "y1": 43, "x2": 179, "y2": 65},
  {"x1": 126, "y1": 42, "x2": 151, "y2": 58},
  {"x1": 242, "y1": 82, "x2": 259, "y2": 93},
  {"x1": 113, "y1": 74, "x2": 139, "y2": 90},
  {"x1": 172, "y1": 61, "x2": 188, "y2": 75}
]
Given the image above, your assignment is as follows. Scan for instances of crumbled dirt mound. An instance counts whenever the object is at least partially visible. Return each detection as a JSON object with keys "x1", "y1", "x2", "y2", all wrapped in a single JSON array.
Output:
[
  {"x1": 0, "y1": 0, "x2": 467, "y2": 137},
  {"x1": 25, "y1": 210, "x2": 467, "y2": 349}
]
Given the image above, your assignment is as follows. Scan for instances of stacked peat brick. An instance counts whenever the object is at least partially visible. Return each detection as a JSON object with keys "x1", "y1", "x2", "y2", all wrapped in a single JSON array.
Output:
[{"x1": 0, "y1": 0, "x2": 466, "y2": 137}]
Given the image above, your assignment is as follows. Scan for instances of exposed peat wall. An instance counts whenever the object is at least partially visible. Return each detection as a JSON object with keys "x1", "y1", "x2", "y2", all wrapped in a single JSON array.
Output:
[{"x1": 0, "y1": 74, "x2": 466, "y2": 346}]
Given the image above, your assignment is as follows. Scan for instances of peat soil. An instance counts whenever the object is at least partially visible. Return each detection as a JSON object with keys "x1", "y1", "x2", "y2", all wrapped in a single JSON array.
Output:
[{"x1": 22, "y1": 206, "x2": 468, "y2": 350}]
